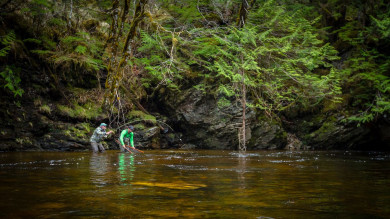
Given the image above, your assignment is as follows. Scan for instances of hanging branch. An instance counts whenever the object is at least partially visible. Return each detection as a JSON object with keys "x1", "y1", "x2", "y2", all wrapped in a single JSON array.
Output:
[{"x1": 238, "y1": 55, "x2": 247, "y2": 152}]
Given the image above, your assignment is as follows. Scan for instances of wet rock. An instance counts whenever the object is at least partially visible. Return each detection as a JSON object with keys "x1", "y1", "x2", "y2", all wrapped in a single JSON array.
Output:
[
  {"x1": 285, "y1": 133, "x2": 304, "y2": 150},
  {"x1": 180, "y1": 144, "x2": 196, "y2": 149},
  {"x1": 289, "y1": 114, "x2": 381, "y2": 150},
  {"x1": 160, "y1": 88, "x2": 287, "y2": 149},
  {"x1": 135, "y1": 126, "x2": 161, "y2": 149},
  {"x1": 0, "y1": 128, "x2": 14, "y2": 140},
  {"x1": 249, "y1": 120, "x2": 287, "y2": 150}
]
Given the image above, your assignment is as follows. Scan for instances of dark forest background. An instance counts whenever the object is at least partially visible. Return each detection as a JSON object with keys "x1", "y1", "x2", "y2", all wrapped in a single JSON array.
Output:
[{"x1": 0, "y1": 0, "x2": 389, "y2": 151}]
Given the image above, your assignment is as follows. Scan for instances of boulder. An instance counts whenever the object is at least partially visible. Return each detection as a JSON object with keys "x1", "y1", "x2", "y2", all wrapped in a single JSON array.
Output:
[{"x1": 161, "y1": 88, "x2": 287, "y2": 149}]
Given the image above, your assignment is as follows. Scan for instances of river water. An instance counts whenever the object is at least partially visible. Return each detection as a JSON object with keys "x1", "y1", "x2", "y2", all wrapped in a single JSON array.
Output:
[{"x1": 0, "y1": 150, "x2": 389, "y2": 218}]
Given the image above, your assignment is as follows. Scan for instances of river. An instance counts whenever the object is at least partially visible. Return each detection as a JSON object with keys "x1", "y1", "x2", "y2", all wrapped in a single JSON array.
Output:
[{"x1": 0, "y1": 150, "x2": 389, "y2": 218}]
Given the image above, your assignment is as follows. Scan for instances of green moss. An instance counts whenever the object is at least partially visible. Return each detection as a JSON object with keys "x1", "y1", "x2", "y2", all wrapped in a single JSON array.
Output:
[
  {"x1": 33, "y1": 98, "x2": 42, "y2": 107},
  {"x1": 70, "y1": 127, "x2": 85, "y2": 138},
  {"x1": 57, "y1": 101, "x2": 103, "y2": 120},
  {"x1": 39, "y1": 104, "x2": 51, "y2": 114},
  {"x1": 127, "y1": 110, "x2": 156, "y2": 124},
  {"x1": 77, "y1": 122, "x2": 92, "y2": 133},
  {"x1": 63, "y1": 123, "x2": 93, "y2": 139},
  {"x1": 276, "y1": 130, "x2": 287, "y2": 140},
  {"x1": 134, "y1": 123, "x2": 145, "y2": 130},
  {"x1": 168, "y1": 133, "x2": 175, "y2": 139},
  {"x1": 64, "y1": 129, "x2": 72, "y2": 137},
  {"x1": 309, "y1": 116, "x2": 338, "y2": 141},
  {"x1": 127, "y1": 110, "x2": 146, "y2": 118},
  {"x1": 57, "y1": 104, "x2": 74, "y2": 117},
  {"x1": 15, "y1": 137, "x2": 33, "y2": 145}
]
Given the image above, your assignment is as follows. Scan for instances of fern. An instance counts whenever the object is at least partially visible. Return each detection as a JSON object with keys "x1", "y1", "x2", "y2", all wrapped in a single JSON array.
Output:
[
  {"x1": 0, "y1": 30, "x2": 16, "y2": 57},
  {"x1": 0, "y1": 66, "x2": 24, "y2": 97},
  {"x1": 75, "y1": 45, "x2": 87, "y2": 54},
  {"x1": 0, "y1": 31, "x2": 24, "y2": 97}
]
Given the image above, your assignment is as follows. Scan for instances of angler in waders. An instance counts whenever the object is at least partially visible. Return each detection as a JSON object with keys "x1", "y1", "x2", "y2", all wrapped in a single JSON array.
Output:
[
  {"x1": 90, "y1": 123, "x2": 113, "y2": 153},
  {"x1": 119, "y1": 126, "x2": 143, "y2": 153}
]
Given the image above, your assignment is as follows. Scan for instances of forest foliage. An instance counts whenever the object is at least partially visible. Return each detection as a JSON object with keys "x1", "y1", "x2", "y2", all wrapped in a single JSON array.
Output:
[{"x1": 0, "y1": 0, "x2": 389, "y2": 126}]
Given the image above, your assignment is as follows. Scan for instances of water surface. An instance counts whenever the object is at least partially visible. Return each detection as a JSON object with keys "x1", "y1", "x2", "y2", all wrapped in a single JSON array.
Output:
[{"x1": 0, "y1": 150, "x2": 389, "y2": 218}]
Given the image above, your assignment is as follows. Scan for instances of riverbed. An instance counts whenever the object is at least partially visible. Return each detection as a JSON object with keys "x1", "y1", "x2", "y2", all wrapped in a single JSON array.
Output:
[{"x1": 0, "y1": 150, "x2": 389, "y2": 218}]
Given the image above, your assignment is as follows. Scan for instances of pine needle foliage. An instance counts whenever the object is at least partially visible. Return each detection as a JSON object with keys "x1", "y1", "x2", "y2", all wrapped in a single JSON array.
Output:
[
  {"x1": 189, "y1": 0, "x2": 341, "y2": 115},
  {"x1": 1, "y1": 0, "x2": 389, "y2": 129},
  {"x1": 135, "y1": 30, "x2": 182, "y2": 90},
  {"x1": 336, "y1": 1, "x2": 390, "y2": 125}
]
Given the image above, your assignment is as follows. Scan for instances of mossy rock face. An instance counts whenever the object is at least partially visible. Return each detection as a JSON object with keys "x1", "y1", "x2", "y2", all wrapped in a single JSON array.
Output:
[
  {"x1": 295, "y1": 113, "x2": 373, "y2": 150},
  {"x1": 306, "y1": 117, "x2": 339, "y2": 144},
  {"x1": 0, "y1": 128, "x2": 14, "y2": 140},
  {"x1": 37, "y1": 123, "x2": 90, "y2": 151},
  {"x1": 15, "y1": 136, "x2": 34, "y2": 146},
  {"x1": 248, "y1": 119, "x2": 287, "y2": 150},
  {"x1": 150, "y1": 137, "x2": 161, "y2": 149},
  {"x1": 159, "y1": 88, "x2": 278, "y2": 149},
  {"x1": 134, "y1": 123, "x2": 145, "y2": 130},
  {"x1": 56, "y1": 102, "x2": 106, "y2": 121},
  {"x1": 66, "y1": 124, "x2": 92, "y2": 140},
  {"x1": 126, "y1": 110, "x2": 157, "y2": 124}
]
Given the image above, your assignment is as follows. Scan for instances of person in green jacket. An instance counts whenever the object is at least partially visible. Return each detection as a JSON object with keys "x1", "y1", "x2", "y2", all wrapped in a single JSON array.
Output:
[{"x1": 119, "y1": 125, "x2": 135, "y2": 152}]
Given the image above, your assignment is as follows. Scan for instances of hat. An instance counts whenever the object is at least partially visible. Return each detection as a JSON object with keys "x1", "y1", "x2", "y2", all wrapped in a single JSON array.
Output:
[
  {"x1": 128, "y1": 125, "x2": 134, "y2": 130},
  {"x1": 100, "y1": 123, "x2": 107, "y2": 127}
]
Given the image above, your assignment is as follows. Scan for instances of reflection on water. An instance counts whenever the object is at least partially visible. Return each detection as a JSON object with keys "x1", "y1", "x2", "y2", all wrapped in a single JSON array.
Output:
[
  {"x1": 0, "y1": 150, "x2": 389, "y2": 218},
  {"x1": 118, "y1": 153, "x2": 135, "y2": 184},
  {"x1": 90, "y1": 153, "x2": 110, "y2": 187}
]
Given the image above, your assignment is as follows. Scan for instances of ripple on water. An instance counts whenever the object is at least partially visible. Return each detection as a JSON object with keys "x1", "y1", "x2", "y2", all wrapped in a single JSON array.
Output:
[
  {"x1": 163, "y1": 156, "x2": 183, "y2": 160},
  {"x1": 0, "y1": 158, "x2": 83, "y2": 168},
  {"x1": 268, "y1": 160, "x2": 293, "y2": 163},
  {"x1": 228, "y1": 152, "x2": 261, "y2": 157},
  {"x1": 164, "y1": 164, "x2": 254, "y2": 173},
  {"x1": 165, "y1": 164, "x2": 209, "y2": 171},
  {"x1": 268, "y1": 158, "x2": 307, "y2": 163}
]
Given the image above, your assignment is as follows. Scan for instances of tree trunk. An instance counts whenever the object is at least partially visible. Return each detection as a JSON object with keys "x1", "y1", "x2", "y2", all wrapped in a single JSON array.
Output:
[
  {"x1": 104, "y1": 0, "x2": 149, "y2": 114},
  {"x1": 237, "y1": 0, "x2": 249, "y2": 28},
  {"x1": 239, "y1": 56, "x2": 246, "y2": 152}
]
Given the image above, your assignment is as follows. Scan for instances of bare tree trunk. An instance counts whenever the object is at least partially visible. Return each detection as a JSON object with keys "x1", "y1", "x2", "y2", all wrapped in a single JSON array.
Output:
[
  {"x1": 237, "y1": 0, "x2": 249, "y2": 28},
  {"x1": 122, "y1": 0, "x2": 147, "y2": 55},
  {"x1": 105, "y1": 0, "x2": 148, "y2": 104},
  {"x1": 239, "y1": 68, "x2": 247, "y2": 152},
  {"x1": 250, "y1": 0, "x2": 256, "y2": 8},
  {"x1": 68, "y1": 0, "x2": 73, "y2": 29},
  {"x1": 239, "y1": 54, "x2": 246, "y2": 152}
]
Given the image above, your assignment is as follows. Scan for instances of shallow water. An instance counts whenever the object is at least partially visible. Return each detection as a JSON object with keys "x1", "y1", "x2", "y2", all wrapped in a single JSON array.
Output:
[{"x1": 0, "y1": 150, "x2": 389, "y2": 218}]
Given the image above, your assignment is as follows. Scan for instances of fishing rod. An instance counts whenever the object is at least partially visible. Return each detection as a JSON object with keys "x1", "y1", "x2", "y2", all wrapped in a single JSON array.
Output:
[
  {"x1": 130, "y1": 147, "x2": 144, "y2": 153},
  {"x1": 124, "y1": 144, "x2": 144, "y2": 153},
  {"x1": 111, "y1": 119, "x2": 174, "y2": 134},
  {"x1": 123, "y1": 146, "x2": 133, "y2": 154}
]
